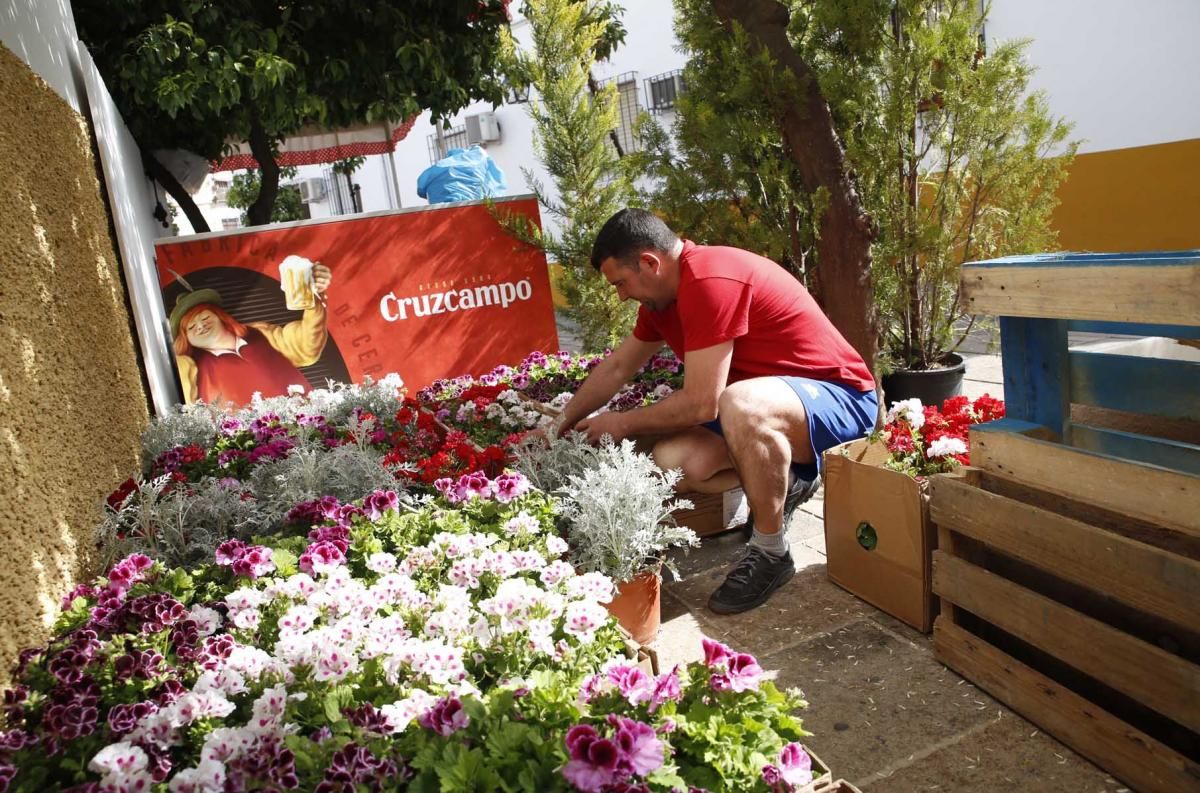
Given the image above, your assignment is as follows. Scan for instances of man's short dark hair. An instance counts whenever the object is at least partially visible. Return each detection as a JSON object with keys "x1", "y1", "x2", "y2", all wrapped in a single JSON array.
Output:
[{"x1": 590, "y1": 208, "x2": 680, "y2": 270}]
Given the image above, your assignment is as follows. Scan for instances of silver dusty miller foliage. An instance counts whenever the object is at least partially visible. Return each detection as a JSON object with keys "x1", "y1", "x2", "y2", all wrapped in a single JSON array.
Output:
[{"x1": 552, "y1": 438, "x2": 698, "y2": 583}]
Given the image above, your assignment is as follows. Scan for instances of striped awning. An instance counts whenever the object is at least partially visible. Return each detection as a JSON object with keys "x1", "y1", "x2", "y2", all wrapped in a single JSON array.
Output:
[{"x1": 211, "y1": 117, "x2": 417, "y2": 171}]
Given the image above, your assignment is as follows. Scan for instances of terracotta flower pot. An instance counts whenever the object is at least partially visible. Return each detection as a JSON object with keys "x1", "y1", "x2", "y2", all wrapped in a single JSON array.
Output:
[{"x1": 605, "y1": 570, "x2": 662, "y2": 645}]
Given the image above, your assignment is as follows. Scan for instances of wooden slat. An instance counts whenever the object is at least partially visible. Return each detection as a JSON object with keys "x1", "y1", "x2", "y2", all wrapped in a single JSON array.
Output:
[
  {"x1": 971, "y1": 421, "x2": 1200, "y2": 538},
  {"x1": 962, "y1": 258, "x2": 1200, "y2": 325},
  {"x1": 933, "y1": 551, "x2": 1200, "y2": 733},
  {"x1": 1070, "y1": 351, "x2": 1200, "y2": 421},
  {"x1": 934, "y1": 619, "x2": 1199, "y2": 793},
  {"x1": 930, "y1": 475, "x2": 1200, "y2": 630},
  {"x1": 1072, "y1": 424, "x2": 1200, "y2": 476},
  {"x1": 1000, "y1": 317, "x2": 1070, "y2": 438}
]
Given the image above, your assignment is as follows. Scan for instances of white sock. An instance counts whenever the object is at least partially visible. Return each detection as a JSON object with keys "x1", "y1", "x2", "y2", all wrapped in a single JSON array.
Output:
[{"x1": 749, "y1": 528, "x2": 789, "y2": 557}]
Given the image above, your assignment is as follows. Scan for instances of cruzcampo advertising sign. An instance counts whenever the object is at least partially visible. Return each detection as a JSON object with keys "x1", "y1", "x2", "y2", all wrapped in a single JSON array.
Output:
[{"x1": 153, "y1": 196, "x2": 558, "y2": 406}]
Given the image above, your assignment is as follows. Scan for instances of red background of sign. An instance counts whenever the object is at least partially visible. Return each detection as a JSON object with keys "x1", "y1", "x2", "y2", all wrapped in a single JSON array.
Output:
[{"x1": 154, "y1": 198, "x2": 558, "y2": 395}]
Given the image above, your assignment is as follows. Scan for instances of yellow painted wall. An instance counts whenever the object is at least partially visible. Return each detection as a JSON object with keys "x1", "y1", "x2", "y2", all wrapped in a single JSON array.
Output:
[
  {"x1": 1052, "y1": 138, "x2": 1200, "y2": 253},
  {"x1": 0, "y1": 46, "x2": 149, "y2": 685}
]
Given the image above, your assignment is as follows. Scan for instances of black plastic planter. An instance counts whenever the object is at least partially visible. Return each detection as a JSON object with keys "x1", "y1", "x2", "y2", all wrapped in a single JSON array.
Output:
[{"x1": 881, "y1": 353, "x2": 966, "y2": 409}]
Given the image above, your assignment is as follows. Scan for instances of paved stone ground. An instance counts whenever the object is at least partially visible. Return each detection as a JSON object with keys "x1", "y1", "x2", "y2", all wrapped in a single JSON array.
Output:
[{"x1": 555, "y1": 312, "x2": 1132, "y2": 792}]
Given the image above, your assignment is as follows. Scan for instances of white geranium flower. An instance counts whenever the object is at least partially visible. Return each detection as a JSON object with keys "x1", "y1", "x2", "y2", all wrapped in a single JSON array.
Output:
[
  {"x1": 886, "y1": 398, "x2": 925, "y2": 429},
  {"x1": 928, "y1": 436, "x2": 968, "y2": 458}
]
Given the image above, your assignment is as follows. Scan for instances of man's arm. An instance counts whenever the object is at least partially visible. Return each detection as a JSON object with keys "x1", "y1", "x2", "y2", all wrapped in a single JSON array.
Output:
[
  {"x1": 253, "y1": 300, "x2": 328, "y2": 367},
  {"x1": 576, "y1": 341, "x2": 733, "y2": 443},
  {"x1": 556, "y1": 335, "x2": 661, "y2": 436}
]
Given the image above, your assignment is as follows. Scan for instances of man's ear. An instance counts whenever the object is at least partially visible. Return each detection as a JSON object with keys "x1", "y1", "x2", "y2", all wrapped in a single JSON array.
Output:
[{"x1": 640, "y1": 251, "x2": 663, "y2": 274}]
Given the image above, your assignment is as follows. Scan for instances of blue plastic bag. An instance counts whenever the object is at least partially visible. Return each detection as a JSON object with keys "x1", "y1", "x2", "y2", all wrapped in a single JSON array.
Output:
[{"x1": 416, "y1": 145, "x2": 508, "y2": 204}]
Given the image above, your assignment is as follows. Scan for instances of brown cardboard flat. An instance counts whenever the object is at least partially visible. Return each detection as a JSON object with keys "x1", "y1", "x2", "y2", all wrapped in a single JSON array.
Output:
[{"x1": 822, "y1": 438, "x2": 935, "y2": 632}]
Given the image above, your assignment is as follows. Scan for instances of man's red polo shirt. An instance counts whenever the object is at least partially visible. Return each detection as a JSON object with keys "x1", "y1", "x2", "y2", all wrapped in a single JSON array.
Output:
[{"x1": 632, "y1": 241, "x2": 875, "y2": 392}]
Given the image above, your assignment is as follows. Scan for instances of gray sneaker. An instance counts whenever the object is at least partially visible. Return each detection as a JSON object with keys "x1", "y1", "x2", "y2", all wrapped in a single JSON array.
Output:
[{"x1": 707, "y1": 546, "x2": 796, "y2": 614}]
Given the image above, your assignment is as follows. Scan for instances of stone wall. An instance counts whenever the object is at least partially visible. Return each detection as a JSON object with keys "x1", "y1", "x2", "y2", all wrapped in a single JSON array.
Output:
[{"x1": 0, "y1": 45, "x2": 149, "y2": 685}]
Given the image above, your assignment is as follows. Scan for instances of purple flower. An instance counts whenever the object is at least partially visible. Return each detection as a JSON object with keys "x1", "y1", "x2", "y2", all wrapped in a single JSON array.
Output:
[
  {"x1": 287, "y1": 496, "x2": 342, "y2": 528},
  {"x1": 219, "y1": 417, "x2": 244, "y2": 436},
  {"x1": 60, "y1": 583, "x2": 97, "y2": 609},
  {"x1": 650, "y1": 668, "x2": 682, "y2": 712},
  {"x1": 452, "y1": 472, "x2": 494, "y2": 502},
  {"x1": 298, "y1": 541, "x2": 346, "y2": 576},
  {"x1": 307, "y1": 525, "x2": 350, "y2": 553},
  {"x1": 701, "y1": 637, "x2": 734, "y2": 667},
  {"x1": 492, "y1": 472, "x2": 530, "y2": 503},
  {"x1": 563, "y1": 727, "x2": 620, "y2": 793},
  {"x1": 608, "y1": 715, "x2": 663, "y2": 777},
  {"x1": 362, "y1": 490, "x2": 400, "y2": 520},
  {"x1": 106, "y1": 554, "x2": 154, "y2": 594},
  {"x1": 417, "y1": 696, "x2": 469, "y2": 737},
  {"x1": 606, "y1": 665, "x2": 653, "y2": 705},
  {"x1": 215, "y1": 539, "x2": 248, "y2": 566},
  {"x1": 779, "y1": 743, "x2": 813, "y2": 787},
  {"x1": 433, "y1": 477, "x2": 454, "y2": 496},
  {"x1": 231, "y1": 546, "x2": 275, "y2": 579},
  {"x1": 510, "y1": 372, "x2": 530, "y2": 389}
]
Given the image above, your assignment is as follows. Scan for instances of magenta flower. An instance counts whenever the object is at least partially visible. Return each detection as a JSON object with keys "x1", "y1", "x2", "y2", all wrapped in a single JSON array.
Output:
[
  {"x1": 433, "y1": 477, "x2": 454, "y2": 497},
  {"x1": 563, "y1": 726, "x2": 621, "y2": 792},
  {"x1": 607, "y1": 715, "x2": 664, "y2": 777},
  {"x1": 362, "y1": 489, "x2": 400, "y2": 520},
  {"x1": 649, "y1": 668, "x2": 682, "y2": 712},
  {"x1": 215, "y1": 539, "x2": 248, "y2": 566},
  {"x1": 701, "y1": 637, "x2": 734, "y2": 667},
  {"x1": 762, "y1": 743, "x2": 814, "y2": 791},
  {"x1": 417, "y1": 696, "x2": 469, "y2": 736},
  {"x1": 298, "y1": 540, "x2": 347, "y2": 576},
  {"x1": 606, "y1": 665, "x2": 653, "y2": 705},
  {"x1": 453, "y1": 472, "x2": 494, "y2": 502},
  {"x1": 231, "y1": 546, "x2": 275, "y2": 579},
  {"x1": 106, "y1": 554, "x2": 154, "y2": 594},
  {"x1": 492, "y1": 472, "x2": 530, "y2": 503}
]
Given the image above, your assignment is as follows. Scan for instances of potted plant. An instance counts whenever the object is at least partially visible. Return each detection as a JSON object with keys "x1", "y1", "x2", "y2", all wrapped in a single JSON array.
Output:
[
  {"x1": 822, "y1": 394, "x2": 1004, "y2": 631},
  {"x1": 854, "y1": 0, "x2": 1075, "y2": 404},
  {"x1": 513, "y1": 434, "x2": 699, "y2": 644}
]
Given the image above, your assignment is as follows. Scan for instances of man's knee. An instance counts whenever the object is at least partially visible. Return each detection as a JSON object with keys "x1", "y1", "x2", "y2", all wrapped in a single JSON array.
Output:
[
  {"x1": 653, "y1": 433, "x2": 725, "y2": 482},
  {"x1": 718, "y1": 381, "x2": 767, "y2": 429}
]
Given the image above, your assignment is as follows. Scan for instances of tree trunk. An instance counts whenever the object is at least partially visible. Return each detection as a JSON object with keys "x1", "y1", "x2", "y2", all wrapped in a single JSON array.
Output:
[
  {"x1": 143, "y1": 150, "x2": 209, "y2": 234},
  {"x1": 246, "y1": 117, "x2": 280, "y2": 226},
  {"x1": 711, "y1": 0, "x2": 879, "y2": 374}
]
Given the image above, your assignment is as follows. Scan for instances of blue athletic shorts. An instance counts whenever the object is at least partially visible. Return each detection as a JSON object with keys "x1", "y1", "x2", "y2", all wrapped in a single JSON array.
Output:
[{"x1": 702, "y1": 376, "x2": 879, "y2": 482}]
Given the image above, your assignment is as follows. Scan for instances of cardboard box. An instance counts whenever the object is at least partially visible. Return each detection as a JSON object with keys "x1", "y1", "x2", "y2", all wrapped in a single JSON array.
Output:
[
  {"x1": 673, "y1": 487, "x2": 750, "y2": 538},
  {"x1": 822, "y1": 438, "x2": 935, "y2": 632}
]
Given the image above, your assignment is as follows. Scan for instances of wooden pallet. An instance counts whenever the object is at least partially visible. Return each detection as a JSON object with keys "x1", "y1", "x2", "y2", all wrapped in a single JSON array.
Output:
[{"x1": 939, "y1": 250, "x2": 1200, "y2": 791}]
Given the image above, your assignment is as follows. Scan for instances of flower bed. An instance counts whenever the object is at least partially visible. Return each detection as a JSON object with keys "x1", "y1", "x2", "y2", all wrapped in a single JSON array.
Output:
[{"x1": 1, "y1": 359, "x2": 829, "y2": 792}]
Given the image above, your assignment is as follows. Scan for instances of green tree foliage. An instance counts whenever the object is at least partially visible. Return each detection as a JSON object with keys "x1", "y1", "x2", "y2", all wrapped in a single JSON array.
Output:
[
  {"x1": 860, "y1": 1, "x2": 1075, "y2": 369},
  {"x1": 646, "y1": 0, "x2": 1073, "y2": 372},
  {"x1": 629, "y1": 3, "x2": 819, "y2": 281},
  {"x1": 499, "y1": 0, "x2": 639, "y2": 351},
  {"x1": 226, "y1": 166, "x2": 307, "y2": 225},
  {"x1": 75, "y1": 0, "x2": 514, "y2": 229}
]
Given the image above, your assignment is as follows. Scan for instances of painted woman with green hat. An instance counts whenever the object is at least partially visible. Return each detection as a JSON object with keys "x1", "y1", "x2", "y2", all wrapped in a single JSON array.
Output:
[{"x1": 170, "y1": 263, "x2": 333, "y2": 405}]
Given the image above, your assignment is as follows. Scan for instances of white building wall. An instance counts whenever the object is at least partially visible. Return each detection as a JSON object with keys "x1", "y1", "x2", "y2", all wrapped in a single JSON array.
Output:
[
  {"x1": 1, "y1": 0, "x2": 86, "y2": 112},
  {"x1": 984, "y1": 0, "x2": 1200, "y2": 154},
  {"x1": 388, "y1": 7, "x2": 687, "y2": 241}
]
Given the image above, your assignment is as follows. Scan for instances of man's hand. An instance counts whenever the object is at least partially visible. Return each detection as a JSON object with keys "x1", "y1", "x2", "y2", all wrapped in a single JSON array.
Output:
[
  {"x1": 313, "y1": 263, "x2": 333, "y2": 297},
  {"x1": 575, "y1": 411, "x2": 630, "y2": 445}
]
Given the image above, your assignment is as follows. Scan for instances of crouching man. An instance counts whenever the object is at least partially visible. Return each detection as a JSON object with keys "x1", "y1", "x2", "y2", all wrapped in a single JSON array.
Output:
[{"x1": 555, "y1": 209, "x2": 877, "y2": 614}]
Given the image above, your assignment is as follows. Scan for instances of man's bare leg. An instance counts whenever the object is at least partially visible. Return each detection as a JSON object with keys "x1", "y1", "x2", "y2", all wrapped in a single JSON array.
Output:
[
  {"x1": 651, "y1": 428, "x2": 740, "y2": 494},
  {"x1": 707, "y1": 377, "x2": 815, "y2": 614}
]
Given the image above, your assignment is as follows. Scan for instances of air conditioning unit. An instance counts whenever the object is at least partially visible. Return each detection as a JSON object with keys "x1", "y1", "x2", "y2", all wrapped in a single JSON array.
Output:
[
  {"x1": 465, "y1": 112, "x2": 501, "y2": 145},
  {"x1": 297, "y1": 177, "x2": 326, "y2": 203}
]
